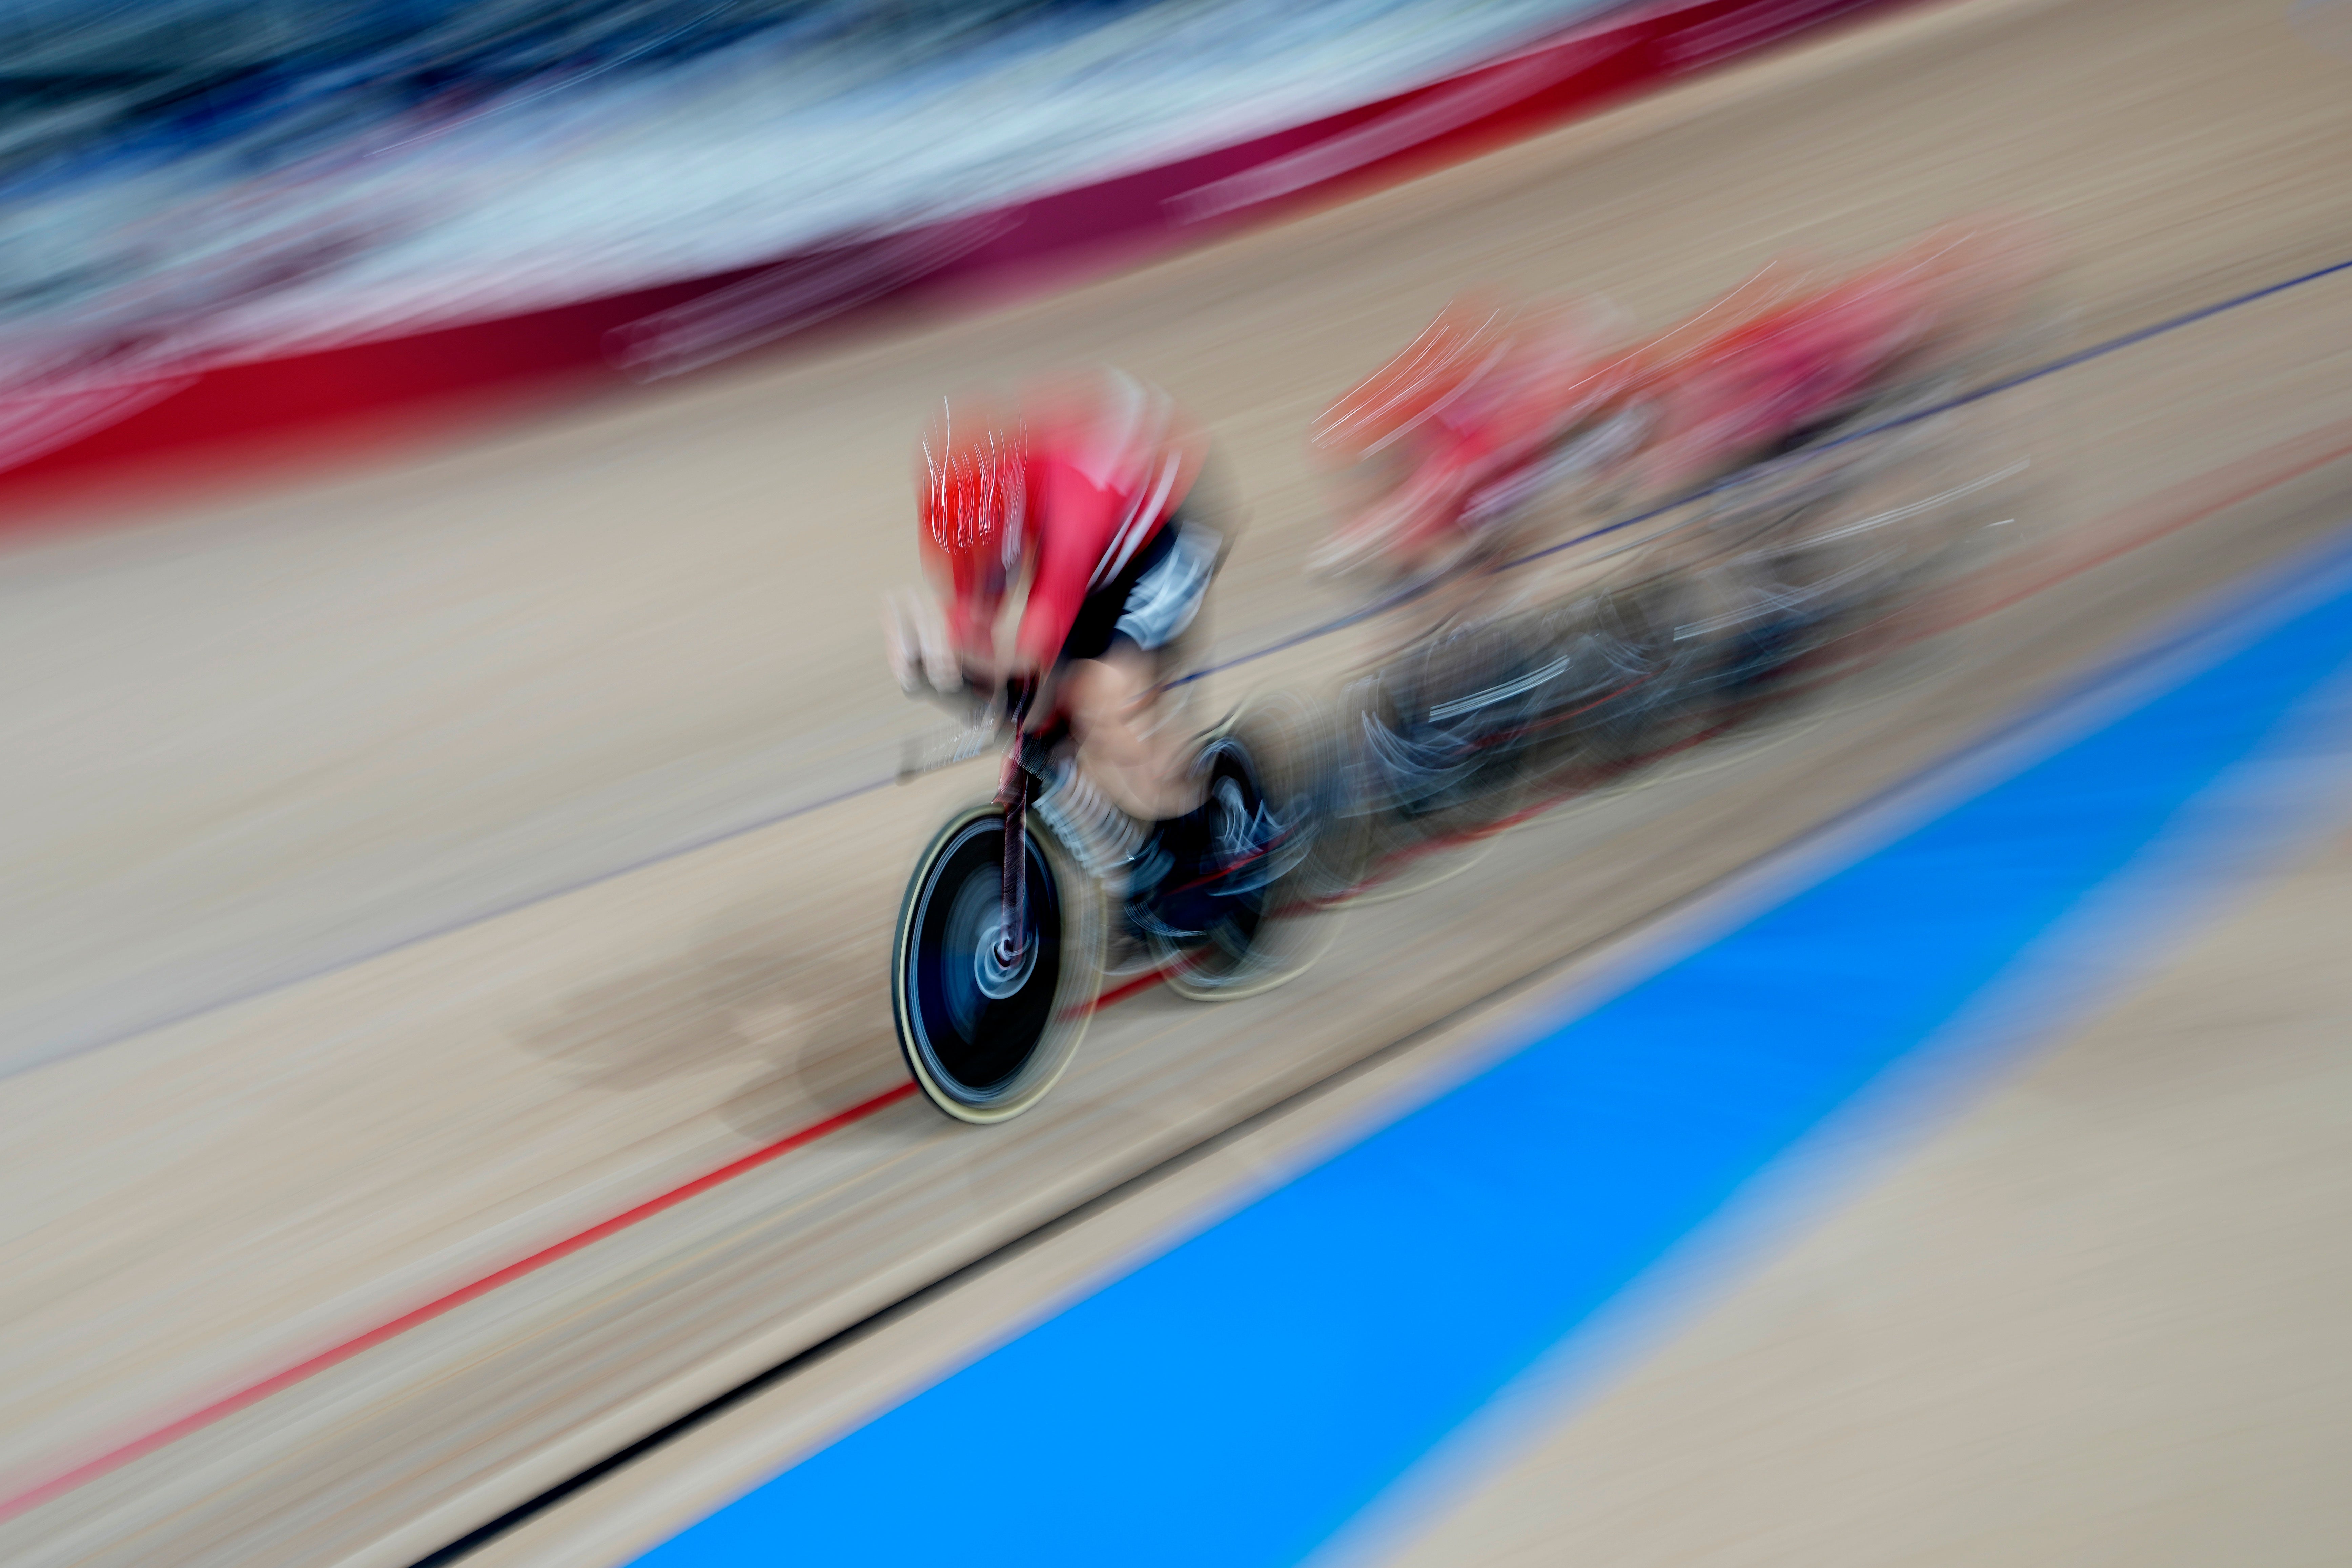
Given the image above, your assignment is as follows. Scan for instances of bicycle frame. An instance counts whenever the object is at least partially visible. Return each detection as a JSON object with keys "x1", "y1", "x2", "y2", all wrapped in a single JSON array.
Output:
[
  {"x1": 996, "y1": 750, "x2": 1030, "y2": 969},
  {"x1": 994, "y1": 678, "x2": 1041, "y2": 969}
]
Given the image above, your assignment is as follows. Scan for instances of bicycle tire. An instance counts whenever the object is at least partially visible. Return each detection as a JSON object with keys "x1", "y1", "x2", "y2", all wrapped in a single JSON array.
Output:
[{"x1": 892, "y1": 801, "x2": 1104, "y2": 1123}]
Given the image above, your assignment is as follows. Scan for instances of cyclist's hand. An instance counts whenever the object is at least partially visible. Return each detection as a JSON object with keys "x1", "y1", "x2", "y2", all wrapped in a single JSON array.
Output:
[
  {"x1": 882, "y1": 586, "x2": 965, "y2": 697},
  {"x1": 1002, "y1": 644, "x2": 1072, "y2": 730}
]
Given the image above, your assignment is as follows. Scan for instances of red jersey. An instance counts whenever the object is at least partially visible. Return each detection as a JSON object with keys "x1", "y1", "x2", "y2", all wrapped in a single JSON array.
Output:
[{"x1": 948, "y1": 371, "x2": 1204, "y2": 670}]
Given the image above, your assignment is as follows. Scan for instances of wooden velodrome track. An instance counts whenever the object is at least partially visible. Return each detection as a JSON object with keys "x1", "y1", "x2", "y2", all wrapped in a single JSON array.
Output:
[{"x1": 2, "y1": 0, "x2": 2349, "y2": 1562}]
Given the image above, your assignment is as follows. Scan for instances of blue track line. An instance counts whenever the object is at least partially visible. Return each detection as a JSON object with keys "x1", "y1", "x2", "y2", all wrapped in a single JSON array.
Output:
[{"x1": 632, "y1": 536, "x2": 2352, "y2": 1567}]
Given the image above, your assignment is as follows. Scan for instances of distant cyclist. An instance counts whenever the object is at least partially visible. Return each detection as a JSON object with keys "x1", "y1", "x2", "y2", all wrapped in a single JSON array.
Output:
[
  {"x1": 1311, "y1": 290, "x2": 1638, "y2": 586},
  {"x1": 1311, "y1": 218, "x2": 2051, "y2": 590}
]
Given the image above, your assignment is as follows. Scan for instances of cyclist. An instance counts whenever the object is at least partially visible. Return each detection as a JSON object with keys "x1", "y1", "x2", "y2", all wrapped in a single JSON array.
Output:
[
  {"x1": 1312, "y1": 220, "x2": 2050, "y2": 592},
  {"x1": 889, "y1": 367, "x2": 1264, "y2": 944},
  {"x1": 1632, "y1": 219, "x2": 2056, "y2": 493},
  {"x1": 1310, "y1": 290, "x2": 1639, "y2": 587}
]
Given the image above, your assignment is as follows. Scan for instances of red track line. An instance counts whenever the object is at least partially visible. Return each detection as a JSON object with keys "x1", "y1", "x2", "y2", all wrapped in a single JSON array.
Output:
[
  {"x1": 1910, "y1": 419, "x2": 2352, "y2": 642},
  {"x1": 0, "y1": 1079, "x2": 919, "y2": 1526}
]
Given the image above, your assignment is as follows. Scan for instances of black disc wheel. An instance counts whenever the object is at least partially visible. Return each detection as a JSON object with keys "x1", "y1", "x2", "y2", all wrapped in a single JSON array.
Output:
[{"x1": 893, "y1": 803, "x2": 1102, "y2": 1123}]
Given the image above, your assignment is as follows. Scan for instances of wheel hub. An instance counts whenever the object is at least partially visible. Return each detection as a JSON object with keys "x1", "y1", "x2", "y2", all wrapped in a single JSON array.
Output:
[{"x1": 974, "y1": 915, "x2": 1038, "y2": 999}]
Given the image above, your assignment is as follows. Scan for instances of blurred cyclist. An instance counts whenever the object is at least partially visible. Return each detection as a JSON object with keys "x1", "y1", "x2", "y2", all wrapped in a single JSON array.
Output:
[
  {"x1": 886, "y1": 367, "x2": 1266, "y2": 944},
  {"x1": 1311, "y1": 219, "x2": 2049, "y2": 594},
  {"x1": 1630, "y1": 221, "x2": 2048, "y2": 497},
  {"x1": 1311, "y1": 290, "x2": 1640, "y2": 588}
]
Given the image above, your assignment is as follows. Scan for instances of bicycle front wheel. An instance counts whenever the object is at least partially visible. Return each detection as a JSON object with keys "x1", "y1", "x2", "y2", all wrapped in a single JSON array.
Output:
[{"x1": 892, "y1": 802, "x2": 1103, "y2": 1123}]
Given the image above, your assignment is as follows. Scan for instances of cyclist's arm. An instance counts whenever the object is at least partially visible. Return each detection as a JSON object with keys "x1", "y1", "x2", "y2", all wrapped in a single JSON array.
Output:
[{"x1": 1011, "y1": 460, "x2": 1130, "y2": 674}]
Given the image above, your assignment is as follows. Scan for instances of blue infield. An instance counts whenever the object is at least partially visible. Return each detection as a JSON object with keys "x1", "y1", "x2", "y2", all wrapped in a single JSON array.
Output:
[{"x1": 635, "y1": 538, "x2": 2352, "y2": 1568}]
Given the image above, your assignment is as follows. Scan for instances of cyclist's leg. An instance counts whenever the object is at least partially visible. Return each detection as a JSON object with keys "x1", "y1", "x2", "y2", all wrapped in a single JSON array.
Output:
[
  {"x1": 1030, "y1": 514, "x2": 1220, "y2": 897},
  {"x1": 1062, "y1": 510, "x2": 1222, "y2": 813},
  {"x1": 1062, "y1": 643, "x2": 1202, "y2": 822}
]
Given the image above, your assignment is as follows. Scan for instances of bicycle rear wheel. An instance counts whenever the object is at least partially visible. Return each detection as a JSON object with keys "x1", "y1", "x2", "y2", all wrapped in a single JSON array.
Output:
[
  {"x1": 893, "y1": 803, "x2": 1103, "y2": 1123},
  {"x1": 1155, "y1": 697, "x2": 1341, "y2": 1000}
]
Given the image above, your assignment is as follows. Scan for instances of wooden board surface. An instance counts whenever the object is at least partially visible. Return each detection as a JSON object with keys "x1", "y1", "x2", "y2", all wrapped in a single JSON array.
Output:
[{"x1": 2, "y1": 0, "x2": 2349, "y2": 1561}]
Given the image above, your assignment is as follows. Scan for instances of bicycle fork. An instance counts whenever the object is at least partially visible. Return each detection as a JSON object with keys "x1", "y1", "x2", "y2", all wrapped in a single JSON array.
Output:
[{"x1": 996, "y1": 751, "x2": 1029, "y2": 968}]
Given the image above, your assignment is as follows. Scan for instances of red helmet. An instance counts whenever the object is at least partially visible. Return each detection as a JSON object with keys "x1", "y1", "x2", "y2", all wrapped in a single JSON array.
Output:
[
  {"x1": 1311, "y1": 292, "x2": 1515, "y2": 465},
  {"x1": 915, "y1": 396, "x2": 1026, "y2": 604}
]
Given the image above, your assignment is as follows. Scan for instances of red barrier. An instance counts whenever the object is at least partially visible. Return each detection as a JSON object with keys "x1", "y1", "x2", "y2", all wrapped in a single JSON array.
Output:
[{"x1": 0, "y1": 0, "x2": 1906, "y2": 524}]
